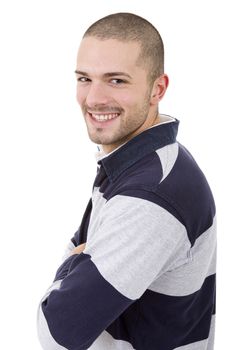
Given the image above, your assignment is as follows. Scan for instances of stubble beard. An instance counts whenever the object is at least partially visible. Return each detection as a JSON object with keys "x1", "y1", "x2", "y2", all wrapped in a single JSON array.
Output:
[{"x1": 83, "y1": 93, "x2": 151, "y2": 148}]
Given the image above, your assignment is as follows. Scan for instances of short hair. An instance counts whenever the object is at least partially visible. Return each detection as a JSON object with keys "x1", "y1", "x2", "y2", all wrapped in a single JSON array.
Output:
[{"x1": 83, "y1": 13, "x2": 164, "y2": 85}]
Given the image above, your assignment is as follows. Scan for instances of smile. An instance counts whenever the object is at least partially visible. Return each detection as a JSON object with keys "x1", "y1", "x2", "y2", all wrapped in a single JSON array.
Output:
[{"x1": 89, "y1": 112, "x2": 120, "y2": 122}]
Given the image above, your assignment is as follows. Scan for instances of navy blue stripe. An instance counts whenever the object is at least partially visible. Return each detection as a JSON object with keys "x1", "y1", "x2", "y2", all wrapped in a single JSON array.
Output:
[
  {"x1": 135, "y1": 274, "x2": 216, "y2": 349},
  {"x1": 94, "y1": 165, "x2": 109, "y2": 193},
  {"x1": 157, "y1": 144, "x2": 216, "y2": 245},
  {"x1": 72, "y1": 198, "x2": 92, "y2": 247},
  {"x1": 106, "y1": 301, "x2": 139, "y2": 348},
  {"x1": 106, "y1": 274, "x2": 215, "y2": 350},
  {"x1": 94, "y1": 152, "x2": 163, "y2": 197},
  {"x1": 100, "y1": 119, "x2": 179, "y2": 182},
  {"x1": 71, "y1": 236, "x2": 78, "y2": 247},
  {"x1": 103, "y1": 152, "x2": 163, "y2": 200},
  {"x1": 42, "y1": 253, "x2": 133, "y2": 350}
]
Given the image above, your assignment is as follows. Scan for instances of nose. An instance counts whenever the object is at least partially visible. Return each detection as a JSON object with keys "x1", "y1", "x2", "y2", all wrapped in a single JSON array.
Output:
[{"x1": 85, "y1": 81, "x2": 110, "y2": 108}]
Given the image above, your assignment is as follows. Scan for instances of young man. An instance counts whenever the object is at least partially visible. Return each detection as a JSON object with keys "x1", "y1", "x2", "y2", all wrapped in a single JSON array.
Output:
[{"x1": 37, "y1": 13, "x2": 216, "y2": 350}]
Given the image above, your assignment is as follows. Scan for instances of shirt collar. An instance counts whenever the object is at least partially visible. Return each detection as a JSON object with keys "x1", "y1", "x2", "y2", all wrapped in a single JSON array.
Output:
[{"x1": 97, "y1": 116, "x2": 179, "y2": 182}]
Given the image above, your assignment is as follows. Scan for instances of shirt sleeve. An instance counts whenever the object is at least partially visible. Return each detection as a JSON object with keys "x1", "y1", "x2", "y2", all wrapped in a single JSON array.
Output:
[{"x1": 37, "y1": 192, "x2": 189, "y2": 350}]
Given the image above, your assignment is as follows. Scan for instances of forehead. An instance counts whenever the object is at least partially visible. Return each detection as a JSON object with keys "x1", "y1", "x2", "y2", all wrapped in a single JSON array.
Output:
[{"x1": 76, "y1": 37, "x2": 142, "y2": 75}]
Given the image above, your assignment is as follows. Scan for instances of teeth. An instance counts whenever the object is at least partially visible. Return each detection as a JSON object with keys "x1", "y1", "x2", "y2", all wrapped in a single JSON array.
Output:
[{"x1": 91, "y1": 113, "x2": 119, "y2": 122}]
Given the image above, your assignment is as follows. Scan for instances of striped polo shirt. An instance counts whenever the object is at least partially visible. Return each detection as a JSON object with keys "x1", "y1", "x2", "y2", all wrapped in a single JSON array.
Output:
[{"x1": 37, "y1": 115, "x2": 216, "y2": 350}]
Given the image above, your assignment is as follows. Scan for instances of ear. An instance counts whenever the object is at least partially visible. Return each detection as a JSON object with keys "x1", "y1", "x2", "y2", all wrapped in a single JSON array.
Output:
[{"x1": 150, "y1": 74, "x2": 169, "y2": 105}]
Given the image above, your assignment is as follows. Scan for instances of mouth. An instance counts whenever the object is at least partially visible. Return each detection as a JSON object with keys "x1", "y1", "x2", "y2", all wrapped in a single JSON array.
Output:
[{"x1": 87, "y1": 112, "x2": 120, "y2": 124}]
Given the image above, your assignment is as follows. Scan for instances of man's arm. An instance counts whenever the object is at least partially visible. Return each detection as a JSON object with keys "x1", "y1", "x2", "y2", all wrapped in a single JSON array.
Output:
[
  {"x1": 70, "y1": 243, "x2": 86, "y2": 255},
  {"x1": 37, "y1": 192, "x2": 188, "y2": 350}
]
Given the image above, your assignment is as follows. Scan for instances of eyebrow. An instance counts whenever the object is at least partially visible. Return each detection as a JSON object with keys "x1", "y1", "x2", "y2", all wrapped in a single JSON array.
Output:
[{"x1": 74, "y1": 70, "x2": 132, "y2": 79}]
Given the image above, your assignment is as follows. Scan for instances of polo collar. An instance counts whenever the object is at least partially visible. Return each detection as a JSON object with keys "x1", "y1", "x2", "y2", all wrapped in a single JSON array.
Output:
[{"x1": 98, "y1": 117, "x2": 179, "y2": 182}]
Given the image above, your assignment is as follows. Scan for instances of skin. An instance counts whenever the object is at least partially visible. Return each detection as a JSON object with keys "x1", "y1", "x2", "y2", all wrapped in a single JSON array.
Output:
[
  {"x1": 71, "y1": 37, "x2": 168, "y2": 255},
  {"x1": 70, "y1": 243, "x2": 86, "y2": 255},
  {"x1": 75, "y1": 37, "x2": 169, "y2": 154}
]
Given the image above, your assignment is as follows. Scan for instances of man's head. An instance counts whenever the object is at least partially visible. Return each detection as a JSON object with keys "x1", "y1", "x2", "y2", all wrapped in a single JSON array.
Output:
[
  {"x1": 83, "y1": 12, "x2": 164, "y2": 86},
  {"x1": 75, "y1": 13, "x2": 168, "y2": 153}
]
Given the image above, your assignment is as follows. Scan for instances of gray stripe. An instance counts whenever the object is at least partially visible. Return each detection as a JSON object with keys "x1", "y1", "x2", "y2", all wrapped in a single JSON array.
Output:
[
  {"x1": 156, "y1": 142, "x2": 179, "y2": 183},
  {"x1": 206, "y1": 314, "x2": 215, "y2": 350},
  {"x1": 174, "y1": 315, "x2": 215, "y2": 349},
  {"x1": 84, "y1": 195, "x2": 189, "y2": 300},
  {"x1": 88, "y1": 330, "x2": 135, "y2": 349},
  {"x1": 37, "y1": 280, "x2": 68, "y2": 350},
  {"x1": 148, "y1": 216, "x2": 216, "y2": 296},
  {"x1": 87, "y1": 186, "x2": 107, "y2": 242}
]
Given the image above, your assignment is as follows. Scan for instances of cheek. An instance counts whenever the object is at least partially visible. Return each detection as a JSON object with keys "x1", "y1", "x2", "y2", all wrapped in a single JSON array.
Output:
[
  {"x1": 76, "y1": 86, "x2": 86, "y2": 105},
  {"x1": 114, "y1": 91, "x2": 136, "y2": 110}
]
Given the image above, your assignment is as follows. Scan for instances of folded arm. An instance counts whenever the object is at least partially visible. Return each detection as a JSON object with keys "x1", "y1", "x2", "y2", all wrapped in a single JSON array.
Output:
[{"x1": 37, "y1": 192, "x2": 187, "y2": 350}]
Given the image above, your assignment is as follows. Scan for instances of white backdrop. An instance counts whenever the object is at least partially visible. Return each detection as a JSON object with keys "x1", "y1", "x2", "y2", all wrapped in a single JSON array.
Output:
[{"x1": 0, "y1": 1, "x2": 231, "y2": 348}]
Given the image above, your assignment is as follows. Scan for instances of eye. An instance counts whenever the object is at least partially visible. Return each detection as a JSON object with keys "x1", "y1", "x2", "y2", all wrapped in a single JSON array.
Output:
[
  {"x1": 110, "y1": 78, "x2": 126, "y2": 85},
  {"x1": 77, "y1": 77, "x2": 91, "y2": 83}
]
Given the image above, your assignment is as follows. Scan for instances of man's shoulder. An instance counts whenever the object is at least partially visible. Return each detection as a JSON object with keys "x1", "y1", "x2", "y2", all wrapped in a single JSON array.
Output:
[
  {"x1": 98, "y1": 141, "x2": 216, "y2": 245},
  {"x1": 105, "y1": 141, "x2": 207, "y2": 195}
]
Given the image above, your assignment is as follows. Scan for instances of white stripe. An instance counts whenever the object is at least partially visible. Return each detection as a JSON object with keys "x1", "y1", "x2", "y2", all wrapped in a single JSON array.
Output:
[
  {"x1": 174, "y1": 315, "x2": 215, "y2": 349},
  {"x1": 37, "y1": 280, "x2": 67, "y2": 350},
  {"x1": 148, "y1": 216, "x2": 216, "y2": 296},
  {"x1": 84, "y1": 194, "x2": 189, "y2": 300},
  {"x1": 156, "y1": 142, "x2": 179, "y2": 182},
  {"x1": 88, "y1": 330, "x2": 135, "y2": 350}
]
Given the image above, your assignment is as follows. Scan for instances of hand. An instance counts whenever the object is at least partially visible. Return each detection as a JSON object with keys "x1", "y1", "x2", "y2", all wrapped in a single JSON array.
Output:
[{"x1": 70, "y1": 243, "x2": 86, "y2": 255}]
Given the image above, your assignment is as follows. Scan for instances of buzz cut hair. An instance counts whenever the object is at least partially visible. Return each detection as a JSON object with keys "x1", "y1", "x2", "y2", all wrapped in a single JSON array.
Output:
[{"x1": 83, "y1": 12, "x2": 164, "y2": 86}]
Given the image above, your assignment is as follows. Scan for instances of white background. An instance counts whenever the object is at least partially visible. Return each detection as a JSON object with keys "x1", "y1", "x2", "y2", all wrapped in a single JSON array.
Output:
[{"x1": 0, "y1": 0, "x2": 232, "y2": 348}]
